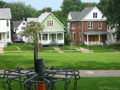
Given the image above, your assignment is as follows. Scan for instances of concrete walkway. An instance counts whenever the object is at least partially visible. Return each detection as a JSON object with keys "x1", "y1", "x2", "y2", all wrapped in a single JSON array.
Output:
[
  {"x1": 0, "y1": 70, "x2": 120, "y2": 77},
  {"x1": 54, "y1": 47, "x2": 64, "y2": 53},
  {"x1": 15, "y1": 45, "x2": 22, "y2": 51},
  {"x1": 80, "y1": 70, "x2": 120, "y2": 77},
  {"x1": 0, "y1": 48, "x2": 4, "y2": 53},
  {"x1": 75, "y1": 47, "x2": 93, "y2": 53}
]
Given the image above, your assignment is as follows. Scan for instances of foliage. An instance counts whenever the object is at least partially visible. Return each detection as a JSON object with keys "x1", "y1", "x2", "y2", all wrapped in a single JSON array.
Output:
[
  {"x1": 98, "y1": 0, "x2": 120, "y2": 40},
  {"x1": 6, "y1": 2, "x2": 37, "y2": 21},
  {"x1": 4, "y1": 44, "x2": 18, "y2": 51},
  {"x1": 0, "y1": 1, "x2": 7, "y2": 8},
  {"x1": 22, "y1": 21, "x2": 43, "y2": 42}
]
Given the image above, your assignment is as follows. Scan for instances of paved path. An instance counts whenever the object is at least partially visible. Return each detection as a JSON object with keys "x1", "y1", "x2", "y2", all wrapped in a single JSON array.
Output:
[
  {"x1": 0, "y1": 48, "x2": 4, "y2": 53},
  {"x1": 54, "y1": 47, "x2": 64, "y2": 53},
  {"x1": 0, "y1": 70, "x2": 120, "y2": 77},
  {"x1": 79, "y1": 70, "x2": 120, "y2": 77},
  {"x1": 75, "y1": 47, "x2": 93, "y2": 53},
  {"x1": 15, "y1": 45, "x2": 21, "y2": 51}
]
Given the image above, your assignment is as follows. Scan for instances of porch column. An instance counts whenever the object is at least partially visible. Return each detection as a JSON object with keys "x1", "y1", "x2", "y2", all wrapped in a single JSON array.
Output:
[
  {"x1": 63, "y1": 32, "x2": 64, "y2": 43},
  {"x1": 99, "y1": 34, "x2": 101, "y2": 44},
  {"x1": 56, "y1": 33, "x2": 58, "y2": 43},
  {"x1": 41, "y1": 33, "x2": 43, "y2": 43},
  {"x1": 48, "y1": 33, "x2": 49, "y2": 44},
  {"x1": 87, "y1": 35, "x2": 89, "y2": 45}
]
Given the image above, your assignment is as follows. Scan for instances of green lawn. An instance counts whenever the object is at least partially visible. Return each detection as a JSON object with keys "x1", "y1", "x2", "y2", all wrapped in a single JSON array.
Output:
[
  {"x1": 75, "y1": 44, "x2": 120, "y2": 52},
  {"x1": 0, "y1": 52, "x2": 120, "y2": 70},
  {"x1": 15, "y1": 43, "x2": 34, "y2": 51},
  {"x1": 58, "y1": 45, "x2": 76, "y2": 50},
  {"x1": 40, "y1": 46, "x2": 54, "y2": 50},
  {"x1": 0, "y1": 77, "x2": 120, "y2": 90},
  {"x1": 4, "y1": 44, "x2": 18, "y2": 51}
]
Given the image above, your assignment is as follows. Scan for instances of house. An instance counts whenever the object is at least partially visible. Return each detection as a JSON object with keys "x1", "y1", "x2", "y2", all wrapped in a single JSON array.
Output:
[
  {"x1": 13, "y1": 19, "x2": 27, "y2": 42},
  {"x1": 67, "y1": 5, "x2": 108, "y2": 46},
  {"x1": 27, "y1": 9, "x2": 65, "y2": 46},
  {"x1": 0, "y1": 8, "x2": 12, "y2": 47}
]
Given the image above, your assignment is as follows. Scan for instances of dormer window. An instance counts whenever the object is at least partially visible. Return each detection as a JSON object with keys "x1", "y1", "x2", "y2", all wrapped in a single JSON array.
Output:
[
  {"x1": 23, "y1": 23, "x2": 25, "y2": 25},
  {"x1": 93, "y1": 12, "x2": 97, "y2": 18},
  {"x1": 47, "y1": 20, "x2": 53, "y2": 26}
]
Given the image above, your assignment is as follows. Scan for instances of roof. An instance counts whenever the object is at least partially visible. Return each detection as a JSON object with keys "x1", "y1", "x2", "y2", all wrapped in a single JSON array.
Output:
[
  {"x1": 0, "y1": 8, "x2": 11, "y2": 19},
  {"x1": 27, "y1": 18, "x2": 38, "y2": 22},
  {"x1": 83, "y1": 30, "x2": 109, "y2": 35},
  {"x1": 27, "y1": 12, "x2": 65, "y2": 28},
  {"x1": 67, "y1": 7, "x2": 94, "y2": 21},
  {"x1": 38, "y1": 12, "x2": 50, "y2": 23},
  {"x1": 13, "y1": 20, "x2": 23, "y2": 28}
]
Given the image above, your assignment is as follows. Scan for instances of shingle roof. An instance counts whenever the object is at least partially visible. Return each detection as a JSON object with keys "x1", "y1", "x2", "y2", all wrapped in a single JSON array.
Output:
[
  {"x1": 13, "y1": 20, "x2": 23, "y2": 28},
  {"x1": 67, "y1": 7, "x2": 94, "y2": 21},
  {"x1": 27, "y1": 18, "x2": 38, "y2": 22},
  {"x1": 38, "y1": 12, "x2": 50, "y2": 23},
  {"x1": 0, "y1": 8, "x2": 11, "y2": 19}
]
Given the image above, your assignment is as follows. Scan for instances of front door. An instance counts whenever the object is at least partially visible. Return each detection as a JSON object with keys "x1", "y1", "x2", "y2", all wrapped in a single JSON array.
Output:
[{"x1": 51, "y1": 34, "x2": 56, "y2": 43}]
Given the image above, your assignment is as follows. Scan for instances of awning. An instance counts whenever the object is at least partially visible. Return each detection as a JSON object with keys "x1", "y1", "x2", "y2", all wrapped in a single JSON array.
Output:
[{"x1": 83, "y1": 30, "x2": 109, "y2": 35}]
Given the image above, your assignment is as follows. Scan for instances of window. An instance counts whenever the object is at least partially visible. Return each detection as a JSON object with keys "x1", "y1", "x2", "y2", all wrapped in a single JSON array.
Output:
[
  {"x1": 88, "y1": 22, "x2": 93, "y2": 29},
  {"x1": 7, "y1": 20, "x2": 9, "y2": 27},
  {"x1": 58, "y1": 34, "x2": 63, "y2": 40},
  {"x1": 93, "y1": 12, "x2": 97, "y2": 18},
  {"x1": 23, "y1": 23, "x2": 25, "y2": 25},
  {"x1": 22, "y1": 27, "x2": 25, "y2": 30},
  {"x1": 42, "y1": 34, "x2": 48, "y2": 40},
  {"x1": 79, "y1": 22, "x2": 82, "y2": 30},
  {"x1": 7, "y1": 32, "x2": 9, "y2": 39},
  {"x1": 0, "y1": 34, "x2": 1, "y2": 40},
  {"x1": 47, "y1": 20, "x2": 53, "y2": 26},
  {"x1": 72, "y1": 22, "x2": 75, "y2": 29},
  {"x1": 98, "y1": 22, "x2": 102, "y2": 29},
  {"x1": 73, "y1": 32, "x2": 75, "y2": 40}
]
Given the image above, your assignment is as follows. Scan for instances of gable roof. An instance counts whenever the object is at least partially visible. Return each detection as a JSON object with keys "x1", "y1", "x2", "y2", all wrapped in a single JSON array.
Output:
[
  {"x1": 67, "y1": 7, "x2": 94, "y2": 21},
  {"x1": 0, "y1": 8, "x2": 11, "y2": 19},
  {"x1": 13, "y1": 20, "x2": 23, "y2": 28},
  {"x1": 27, "y1": 12, "x2": 65, "y2": 28}
]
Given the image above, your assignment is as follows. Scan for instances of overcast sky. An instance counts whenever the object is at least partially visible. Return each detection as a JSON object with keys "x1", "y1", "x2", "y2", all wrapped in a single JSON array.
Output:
[{"x1": 3, "y1": 0, "x2": 100, "y2": 10}]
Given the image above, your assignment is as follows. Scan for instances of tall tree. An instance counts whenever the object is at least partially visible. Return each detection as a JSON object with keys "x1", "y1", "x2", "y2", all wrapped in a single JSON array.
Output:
[
  {"x1": 6, "y1": 2, "x2": 37, "y2": 21},
  {"x1": 102, "y1": 0, "x2": 120, "y2": 40},
  {"x1": 0, "y1": 1, "x2": 7, "y2": 8}
]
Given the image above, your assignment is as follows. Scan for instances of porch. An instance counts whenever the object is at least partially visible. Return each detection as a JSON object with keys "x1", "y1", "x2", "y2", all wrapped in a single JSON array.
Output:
[
  {"x1": 39, "y1": 33, "x2": 64, "y2": 46},
  {"x1": 84, "y1": 31, "x2": 108, "y2": 46},
  {"x1": 0, "y1": 33, "x2": 7, "y2": 47}
]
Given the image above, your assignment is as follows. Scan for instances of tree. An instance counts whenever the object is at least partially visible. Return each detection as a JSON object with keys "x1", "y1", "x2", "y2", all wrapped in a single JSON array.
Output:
[
  {"x1": 0, "y1": 1, "x2": 7, "y2": 8},
  {"x1": 101, "y1": 0, "x2": 120, "y2": 40},
  {"x1": 22, "y1": 21, "x2": 44, "y2": 49},
  {"x1": 6, "y1": 2, "x2": 37, "y2": 21}
]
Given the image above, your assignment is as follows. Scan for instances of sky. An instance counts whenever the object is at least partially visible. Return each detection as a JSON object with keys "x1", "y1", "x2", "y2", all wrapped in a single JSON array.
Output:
[{"x1": 3, "y1": 0, "x2": 100, "y2": 11}]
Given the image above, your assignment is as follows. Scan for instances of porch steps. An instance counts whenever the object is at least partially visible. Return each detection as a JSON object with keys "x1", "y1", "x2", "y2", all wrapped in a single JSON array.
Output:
[{"x1": 0, "y1": 48, "x2": 4, "y2": 53}]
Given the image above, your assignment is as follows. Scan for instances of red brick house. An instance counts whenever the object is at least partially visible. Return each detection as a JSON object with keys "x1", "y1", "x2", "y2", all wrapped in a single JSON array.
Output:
[{"x1": 67, "y1": 6, "x2": 108, "y2": 46}]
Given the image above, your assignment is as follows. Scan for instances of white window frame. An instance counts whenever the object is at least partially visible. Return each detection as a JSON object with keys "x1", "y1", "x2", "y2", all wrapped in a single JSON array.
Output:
[
  {"x1": 93, "y1": 12, "x2": 97, "y2": 18},
  {"x1": 73, "y1": 32, "x2": 75, "y2": 40},
  {"x1": 72, "y1": 22, "x2": 75, "y2": 29},
  {"x1": 98, "y1": 22, "x2": 102, "y2": 29},
  {"x1": 47, "y1": 20, "x2": 54, "y2": 26},
  {"x1": 88, "y1": 22, "x2": 93, "y2": 29}
]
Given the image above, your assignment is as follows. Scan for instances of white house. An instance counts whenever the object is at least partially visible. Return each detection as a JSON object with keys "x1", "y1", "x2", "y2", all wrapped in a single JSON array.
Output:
[
  {"x1": 13, "y1": 20, "x2": 27, "y2": 42},
  {"x1": 0, "y1": 8, "x2": 12, "y2": 47},
  {"x1": 27, "y1": 10, "x2": 65, "y2": 46}
]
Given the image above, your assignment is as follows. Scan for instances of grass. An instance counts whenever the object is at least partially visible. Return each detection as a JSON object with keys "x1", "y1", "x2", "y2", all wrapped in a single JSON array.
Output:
[
  {"x1": 74, "y1": 44, "x2": 120, "y2": 52},
  {"x1": 0, "y1": 77, "x2": 120, "y2": 90},
  {"x1": 0, "y1": 52, "x2": 120, "y2": 70},
  {"x1": 4, "y1": 44, "x2": 18, "y2": 51},
  {"x1": 40, "y1": 46, "x2": 54, "y2": 50},
  {"x1": 15, "y1": 43, "x2": 34, "y2": 51},
  {"x1": 58, "y1": 45, "x2": 76, "y2": 50}
]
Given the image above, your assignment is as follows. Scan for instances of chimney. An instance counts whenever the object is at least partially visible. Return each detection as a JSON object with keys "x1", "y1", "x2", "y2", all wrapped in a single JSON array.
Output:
[
  {"x1": 86, "y1": 3, "x2": 89, "y2": 8},
  {"x1": 45, "y1": 8, "x2": 48, "y2": 13}
]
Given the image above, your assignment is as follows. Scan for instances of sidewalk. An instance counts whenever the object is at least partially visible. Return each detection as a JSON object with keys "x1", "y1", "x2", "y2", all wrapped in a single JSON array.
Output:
[
  {"x1": 79, "y1": 70, "x2": 120, "y2": 77},
  {"x1": 0, "y1": 48, "x2": 4, "y2": 53},
  {"x1": 0, "y1": 70, "x2": 120, "y2": 77}
]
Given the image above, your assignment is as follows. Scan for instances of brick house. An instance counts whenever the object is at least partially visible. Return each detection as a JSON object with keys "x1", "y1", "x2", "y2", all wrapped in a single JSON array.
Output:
[{"x1": 67, "y1": 6, "x2": 108, "y2": 46}]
